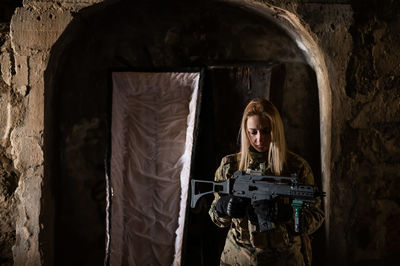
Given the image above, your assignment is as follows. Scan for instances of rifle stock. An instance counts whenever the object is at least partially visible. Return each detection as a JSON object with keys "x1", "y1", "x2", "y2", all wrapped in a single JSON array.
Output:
[{"x1": 190, "y1": 178, "x2": 232, "y2": 208}]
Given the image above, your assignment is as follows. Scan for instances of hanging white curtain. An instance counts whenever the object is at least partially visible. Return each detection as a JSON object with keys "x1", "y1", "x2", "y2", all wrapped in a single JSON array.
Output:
[{"x1": 109, "y1": 72, "x2": 200, "y2": 266}]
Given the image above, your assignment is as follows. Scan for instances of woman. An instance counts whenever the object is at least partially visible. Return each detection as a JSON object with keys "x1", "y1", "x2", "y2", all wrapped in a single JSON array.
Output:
[{"x1": 209, "y1": 98, "x2": 324, "y2": 266}]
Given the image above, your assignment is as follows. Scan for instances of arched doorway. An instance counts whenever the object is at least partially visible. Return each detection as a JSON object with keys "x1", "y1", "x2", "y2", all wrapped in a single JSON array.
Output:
[{"x1": 43, "y1": 0, "x2": 331, "y2": 264}]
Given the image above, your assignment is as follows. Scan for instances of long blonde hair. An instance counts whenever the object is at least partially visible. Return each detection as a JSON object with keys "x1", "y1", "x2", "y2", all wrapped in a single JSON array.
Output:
[{"x1": 239, "y1": 98, "x2": 286, "y2": 175}]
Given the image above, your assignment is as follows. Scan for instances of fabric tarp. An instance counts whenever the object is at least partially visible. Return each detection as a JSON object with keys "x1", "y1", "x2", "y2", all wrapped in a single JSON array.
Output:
[{"x1": 109, "y1": 72, "x2": 200, "y2": 265}]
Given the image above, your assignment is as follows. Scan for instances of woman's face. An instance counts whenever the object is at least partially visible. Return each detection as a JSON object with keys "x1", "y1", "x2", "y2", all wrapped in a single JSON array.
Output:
[{"x1": 246, "y1": 115, "x2": 271, "y2": 153}]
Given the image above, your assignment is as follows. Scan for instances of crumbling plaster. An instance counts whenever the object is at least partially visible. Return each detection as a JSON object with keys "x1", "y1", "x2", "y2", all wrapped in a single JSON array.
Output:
[
  {"x1": 0, "y1": 0, "x2": 398, "y2": 265},
  {"x1": 3, "y1": 1, "x2": 98, "y2": 265}
]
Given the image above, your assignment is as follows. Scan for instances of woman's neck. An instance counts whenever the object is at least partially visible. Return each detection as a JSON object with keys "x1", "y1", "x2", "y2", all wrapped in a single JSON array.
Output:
[{"x1": 249, "y1": 145, "x2": 267, "y2": 154}]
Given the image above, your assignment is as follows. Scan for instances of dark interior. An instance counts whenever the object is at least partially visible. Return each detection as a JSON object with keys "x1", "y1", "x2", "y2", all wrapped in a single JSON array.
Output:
[{"x1": 43, "y1": 0, "x2": 322, "y2": 264}]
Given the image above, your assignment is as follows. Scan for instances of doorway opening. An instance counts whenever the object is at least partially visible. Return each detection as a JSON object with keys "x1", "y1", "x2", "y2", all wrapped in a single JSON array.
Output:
[{"x1": 43, "y1": 1, "x2": 331, "y2": 265}]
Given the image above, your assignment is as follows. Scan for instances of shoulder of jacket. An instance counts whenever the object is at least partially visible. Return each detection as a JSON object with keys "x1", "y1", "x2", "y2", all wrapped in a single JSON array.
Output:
[
  {"x1": 286, "y1": 150, "x2": 308, "y2": 166},
  {"x1": 221, "y1": 152, "x2": 241, "y2": 165},
  {"x1": 285, "y1": 150, "x2": 314, "y2": 183},
  {"x1": 284, "y1": 150, "x2": 313, "y2": 174}
]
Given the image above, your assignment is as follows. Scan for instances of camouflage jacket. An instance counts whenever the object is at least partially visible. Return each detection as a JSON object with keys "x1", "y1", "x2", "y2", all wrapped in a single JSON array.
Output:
[{"x1": 208, "y1": 150, "x2": 325, "y2": 265}]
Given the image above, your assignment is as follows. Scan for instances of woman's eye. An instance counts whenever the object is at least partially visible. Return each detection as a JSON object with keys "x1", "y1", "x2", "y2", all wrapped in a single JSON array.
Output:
[{"x1": 249, "y1": 131, "x2": 257, "y2": 135}]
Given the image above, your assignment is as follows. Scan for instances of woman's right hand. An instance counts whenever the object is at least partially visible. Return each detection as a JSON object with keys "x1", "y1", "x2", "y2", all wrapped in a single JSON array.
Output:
[{"x1": 215, "y1": 195, "x2": 248, "y2": 218}]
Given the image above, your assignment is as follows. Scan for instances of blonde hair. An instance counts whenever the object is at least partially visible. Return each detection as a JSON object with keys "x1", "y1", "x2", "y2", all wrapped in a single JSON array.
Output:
[{"x1": 239, "y1": 98, "x2": 286, "y2": 175}]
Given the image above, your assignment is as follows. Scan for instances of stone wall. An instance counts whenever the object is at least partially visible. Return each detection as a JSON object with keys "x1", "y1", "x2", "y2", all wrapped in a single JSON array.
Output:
[
  {"x1": 276, "y1": 0, "x2": 399, "y2": 264},
  {"x1": 0, "y1": 26, "x2": 18, "y2": 265},
  {"x1": 0, "y1": 1, "x2": 99, "y2": 265},
  {"x1": 297, "y1": 1, "x2": 400, "y2": 264},
  {"x1": 0, "y1": 0, "x2": 398, "y2": 265}
]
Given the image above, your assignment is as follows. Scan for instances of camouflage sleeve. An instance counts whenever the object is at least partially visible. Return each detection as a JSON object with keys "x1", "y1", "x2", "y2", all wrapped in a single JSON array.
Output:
[
  {"x1": 208, "y1": 156, "x2": 237, "y2": 228},
  {"x1": 297, "y1": 160, "x2": 325, "y2": 235}
]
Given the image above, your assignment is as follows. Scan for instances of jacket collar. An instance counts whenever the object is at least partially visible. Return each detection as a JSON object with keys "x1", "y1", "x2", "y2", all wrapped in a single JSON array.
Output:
[{"x1": 247, "y1": 146, "x2": 269, "y2": 173}]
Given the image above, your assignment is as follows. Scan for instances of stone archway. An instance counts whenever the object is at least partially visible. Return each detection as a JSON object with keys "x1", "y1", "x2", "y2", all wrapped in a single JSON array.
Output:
[{"x1": 38, "y1": 0, "x2": 332, "y2": 264}]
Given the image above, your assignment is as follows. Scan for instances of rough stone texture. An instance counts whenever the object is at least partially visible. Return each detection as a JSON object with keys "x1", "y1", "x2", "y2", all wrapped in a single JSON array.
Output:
[
  {"x1": 0, "y1": 22, "x2": 20, "y2": 266},
  {"x1": 336, "y1": 2, "x2": 400, "y2": 264},
  {"x1": 11, "y1": 7, "x2": 73, "y2": 55},
  {"x1": 0, "y1": 0, "x2": 399, "y2": 265},
  {"x1": 294, "y1": 0, "x2": 400, "y2": 264},
  {"x1": 23, "y1": 0, "x2": 104, "y2": 12},
  {"x1": 0, "y1": 88, "x2": 17, "y2": 266},
  {"x1": 2, "y1": 1, "x2": 73, "y2": 265}
]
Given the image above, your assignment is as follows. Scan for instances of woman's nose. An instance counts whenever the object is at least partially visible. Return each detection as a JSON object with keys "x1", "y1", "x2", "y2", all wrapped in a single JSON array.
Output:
[{"x1": 256, "y1": 132, "x2": 261, "y2": 143}]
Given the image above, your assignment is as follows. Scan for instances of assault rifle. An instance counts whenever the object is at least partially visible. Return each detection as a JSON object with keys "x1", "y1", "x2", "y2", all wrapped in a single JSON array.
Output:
[{"x1": 191, "y1": 170, "x2": 325, "y2": 233}]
